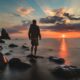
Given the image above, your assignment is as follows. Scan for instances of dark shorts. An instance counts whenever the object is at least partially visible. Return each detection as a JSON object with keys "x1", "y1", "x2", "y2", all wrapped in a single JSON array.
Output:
[{"x1": 31, "y1": 38, "x2": 39, "y2": 46}]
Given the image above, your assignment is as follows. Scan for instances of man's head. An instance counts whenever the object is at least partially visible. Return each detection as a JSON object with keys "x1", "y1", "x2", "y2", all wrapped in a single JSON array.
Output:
[{"x1": 32, "y1": 19, "x2": 37, "y2": 25}]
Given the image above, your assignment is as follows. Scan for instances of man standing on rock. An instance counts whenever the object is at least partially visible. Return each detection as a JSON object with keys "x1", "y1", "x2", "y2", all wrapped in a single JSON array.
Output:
[{"x1": 28, "y1": 20, "x2": 41, "y2": 56}]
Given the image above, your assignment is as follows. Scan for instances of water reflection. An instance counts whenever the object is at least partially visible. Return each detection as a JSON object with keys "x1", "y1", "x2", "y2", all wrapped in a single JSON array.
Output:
[{"x1": 59, "y1": 38, "x2": 70, "y2": 64}]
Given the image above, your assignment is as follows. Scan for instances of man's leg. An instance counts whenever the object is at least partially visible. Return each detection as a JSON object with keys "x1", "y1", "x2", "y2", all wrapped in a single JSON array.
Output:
[
  {"x1": 34, "y1": 46, "x2": 37, "y2": 56},
  {"x1": 31, "y1": 45, "x2": 34, "y2": 55}
]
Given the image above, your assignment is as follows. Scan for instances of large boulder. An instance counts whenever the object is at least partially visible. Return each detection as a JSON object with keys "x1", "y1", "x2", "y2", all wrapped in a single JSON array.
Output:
[
  {"x1": 0, "y1": 28, "x2": 10, "y2": 40},
  {"x1": 9, "y1": 58, "x2": 31, "y2": 70}
]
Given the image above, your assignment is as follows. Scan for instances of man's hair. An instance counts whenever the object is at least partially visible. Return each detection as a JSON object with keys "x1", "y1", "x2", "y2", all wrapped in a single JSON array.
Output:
[{"x1": 32, "y1": 19, "x2": 37, "y2": 24}]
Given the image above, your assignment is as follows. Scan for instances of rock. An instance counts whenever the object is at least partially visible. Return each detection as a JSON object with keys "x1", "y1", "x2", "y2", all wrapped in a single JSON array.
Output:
[
  {"x1": 27, "y1": 54, "x2": 34, "y2": 58},
  {"x1": 0, "y1": 46, "x2": 3, "y2": 50},
  {"x1": 21, "y1": 45, "x2": 29, "y2": 51},
  {"x1": 0, "y1": 53, "x2": 7, "y2": 69},
  {"x1": 9, "y1": 58, "x2": 21, "y2": 67},
  {"x1": 29, "y1": 58, "x2": 36, "y2": 64},
  {"x1": 9, "y1": 50, "x2": 13, "y2": 52},
  {"x1": 9, "y1": 44, "x2": 18, "y2": 48},
  {"x1": 0, "y1": 28, "x2": 10, "y2": 40},
  {"x1": 5, "y1": 52, "x2": 11, "y2": 55},
  {"x1": 27, "y1": 54, "x2": 44, "y2": 59},
  {"x1": 52, "y1": 65, "x2": 80, "y2": 79},
  {"x1": 48, "y1": 56, "x2": 65, "y2": 64},
  {"x1": 0, "y1": 39, "x2": 5, "y2": 43},
  {"x1": 9, "y1": 58, "x2": 31, "y2": 70}
]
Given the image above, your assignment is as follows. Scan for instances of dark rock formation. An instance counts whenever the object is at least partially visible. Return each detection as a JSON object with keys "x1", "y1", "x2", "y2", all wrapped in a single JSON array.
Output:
[
  {"x1": 8, "y1": 44, "x2": 18, "y2": 48},
  {"x1": 48, "y1": 56, "x2": 65, "y2": 64},
  {"x1": 52, "y1": 65, "x2": 80, "y2": 79},
  {"x1": 0, "y1": 28, "x2": 10, "y2": 40},
  {"x1": 9, "y1": 58, "x2": 31, "y2": 70}
]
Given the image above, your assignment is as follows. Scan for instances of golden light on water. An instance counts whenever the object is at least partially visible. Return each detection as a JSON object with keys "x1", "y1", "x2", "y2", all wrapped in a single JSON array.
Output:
[{"x1": 59, "y1": 38, "x2": 70, "y2": 64}]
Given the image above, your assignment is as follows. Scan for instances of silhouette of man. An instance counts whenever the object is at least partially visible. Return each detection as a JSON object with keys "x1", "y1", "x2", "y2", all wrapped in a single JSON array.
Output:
[{"x1": 28, "y1": 20, "x2": 41, "y2": 56}]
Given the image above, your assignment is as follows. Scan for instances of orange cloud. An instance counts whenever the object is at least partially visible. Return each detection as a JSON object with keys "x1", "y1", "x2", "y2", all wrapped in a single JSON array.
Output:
[{"x1": 17, "y1": 7, "x2": 35, "y2": 17}]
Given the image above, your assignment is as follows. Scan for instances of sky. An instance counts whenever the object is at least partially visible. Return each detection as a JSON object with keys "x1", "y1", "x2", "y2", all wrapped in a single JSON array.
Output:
[{"x1": 0, "y1": 0, "x2": 80, "y2": 39}]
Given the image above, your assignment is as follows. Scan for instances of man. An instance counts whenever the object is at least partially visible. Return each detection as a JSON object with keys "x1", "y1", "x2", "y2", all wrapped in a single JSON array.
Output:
[{"x1": 28, "y1": 20, "x2": 41, "y2": 56}]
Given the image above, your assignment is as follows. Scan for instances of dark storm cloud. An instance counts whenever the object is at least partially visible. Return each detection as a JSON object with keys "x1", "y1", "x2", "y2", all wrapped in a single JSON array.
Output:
[
  {"x1": 40, "y1": 16, "x2": 64, "y2": 23},
  {"x1": 40, "y1": 12, "x2": 80, "y2": 24},
  {"x1": 40, "y1": 23, "x2": 80, "y2": 31}
]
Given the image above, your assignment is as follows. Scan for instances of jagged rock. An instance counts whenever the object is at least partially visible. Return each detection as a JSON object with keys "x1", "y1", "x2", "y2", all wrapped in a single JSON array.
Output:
[
  {"x1": 9, "y1": 58, "x2": 31, "y2": 70},
  {"x1": 9, "y1": 44, "x2": 18, "y2": 48},
  {"x1": 0, "y1": 28, "x2": 10, "y2": 40},
  {"x1": 0, "y1": 39, "x2": 5, "y2": 43},
  {"x1": 48, "y1": 56, "x2": 65, "y2": 64}
]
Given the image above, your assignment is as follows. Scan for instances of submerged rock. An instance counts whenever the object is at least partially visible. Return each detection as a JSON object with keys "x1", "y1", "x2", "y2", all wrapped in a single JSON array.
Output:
[
  {"x1": 0, "y1": 28, "x2": 10, "y2": 40},
  {"x1": 9, "y1": 44, "x2": 18, "y2": 48},
  {"x1": 48, "y1": 56, "x2": 65, "y2": 64}
]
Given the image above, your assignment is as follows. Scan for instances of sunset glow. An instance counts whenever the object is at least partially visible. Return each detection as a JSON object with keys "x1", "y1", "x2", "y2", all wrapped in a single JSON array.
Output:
[
  {"x1": 0, "y1": 0, "x2": 80, "y2": 39},
  {"x1": 10, "y1": 30, "x2": 80, "y2": 39},
  {"x1": 62, "y1": 34, "x2": 65, "y2": 38},
  {"x1": 0, "y1": 0, "x2": 80, "y2": 79}
]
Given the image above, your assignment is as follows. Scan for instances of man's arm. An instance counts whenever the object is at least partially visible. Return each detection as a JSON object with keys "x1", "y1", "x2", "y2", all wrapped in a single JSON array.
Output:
[
  {"x1": 28, "y1": 26, "x2": 31, "y2": 40},
  {"x1": 38, "y1": 27, "x2": 41, "y2": 40}
]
